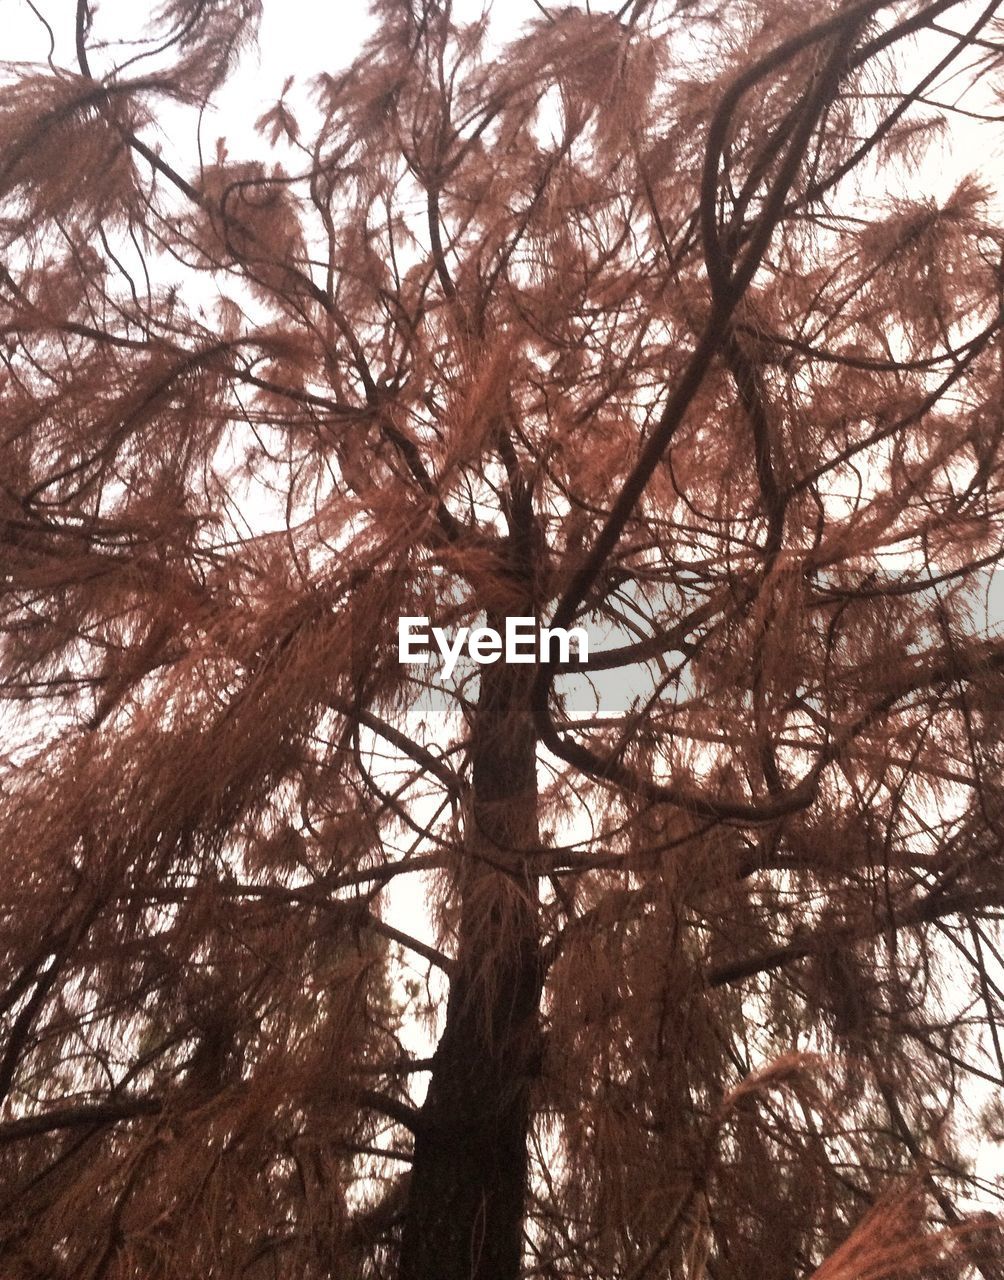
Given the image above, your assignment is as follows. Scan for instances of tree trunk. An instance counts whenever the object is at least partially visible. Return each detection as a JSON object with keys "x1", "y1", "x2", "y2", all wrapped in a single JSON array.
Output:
[{"x1": 397, "y1": 658, "x2": 542, "y2": 1280}]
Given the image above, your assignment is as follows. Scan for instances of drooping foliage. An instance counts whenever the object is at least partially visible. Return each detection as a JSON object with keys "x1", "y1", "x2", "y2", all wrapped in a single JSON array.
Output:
[{"x1": 2, "y1": 1, "x2": 1004, "y2": 1277}]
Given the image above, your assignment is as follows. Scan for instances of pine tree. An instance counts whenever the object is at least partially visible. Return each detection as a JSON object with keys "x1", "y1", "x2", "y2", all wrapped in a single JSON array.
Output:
[{"x1": 2, "y1": 1, "x2": 1004, "y2": 1276}]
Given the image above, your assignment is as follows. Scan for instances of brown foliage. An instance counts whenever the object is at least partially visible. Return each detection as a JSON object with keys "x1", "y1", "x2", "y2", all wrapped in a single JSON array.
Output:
[{"x1": 2, "y1": 0, "x2": 1004, "y2": 1277}]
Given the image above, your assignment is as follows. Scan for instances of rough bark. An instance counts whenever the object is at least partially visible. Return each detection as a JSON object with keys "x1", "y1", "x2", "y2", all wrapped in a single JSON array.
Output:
[{"x1": 397, "y1": 656, "x2": 542, "y2": 1280}]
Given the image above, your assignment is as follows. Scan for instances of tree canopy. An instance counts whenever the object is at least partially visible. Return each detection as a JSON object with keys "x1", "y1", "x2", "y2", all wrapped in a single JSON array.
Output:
[{"x1": 2, "y1": 0, "x2": 1004, "y2": 1277}]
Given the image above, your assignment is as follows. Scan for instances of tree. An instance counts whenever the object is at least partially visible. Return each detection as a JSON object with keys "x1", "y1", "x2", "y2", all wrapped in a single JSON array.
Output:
[{"x1": 2, "y1": 0, "x2": 1004, "y2": 1275}]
